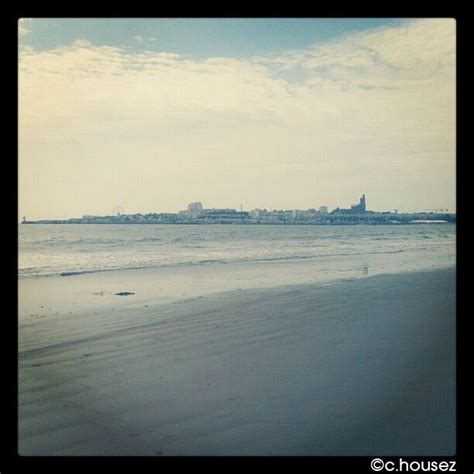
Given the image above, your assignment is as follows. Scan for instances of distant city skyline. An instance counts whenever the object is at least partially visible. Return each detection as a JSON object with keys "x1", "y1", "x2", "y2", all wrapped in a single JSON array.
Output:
[
  {"x1": 19, "y1": 18, "x2": 456, "y2": 220},
  {"x1": 21, "y1": 195, "x2": 456, "y2": 224},
  {"x1": 19, "y1": 198, "x2": 456, "y2": 223}
]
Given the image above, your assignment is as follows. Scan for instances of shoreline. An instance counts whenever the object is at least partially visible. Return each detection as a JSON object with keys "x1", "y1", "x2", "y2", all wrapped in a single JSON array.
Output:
[
  {"x1": 19, "y1": 257, "x2": 456, "y2": 333},
  {"x1": 19, "y1": 266, "x2": 455, "y2": 455},
  {"x1": 19, "y1": 248, "x2": 455, "y2": 281}
]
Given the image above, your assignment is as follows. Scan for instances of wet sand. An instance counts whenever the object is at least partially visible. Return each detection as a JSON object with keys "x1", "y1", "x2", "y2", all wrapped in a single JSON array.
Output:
[{"x1": 18, "y1": 267, "x2": 455, "y2": 456}]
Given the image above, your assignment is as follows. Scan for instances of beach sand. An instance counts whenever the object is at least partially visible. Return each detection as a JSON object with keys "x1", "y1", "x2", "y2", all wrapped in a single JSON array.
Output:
[{"x1": 18, "y1": 266, "x2": 455, "y2": 456}]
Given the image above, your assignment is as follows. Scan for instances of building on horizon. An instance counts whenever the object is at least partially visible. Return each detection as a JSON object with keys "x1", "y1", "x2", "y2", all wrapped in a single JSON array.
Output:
[
  {"x1": 351, "y1": 194, "x2": 366, "y2": 213},
  {"x1": 331, "y1": 194, "x2": 367, "y2": 215},
  {"x1": 186, "y1": 202, "x2": 203, "y2": 219}
]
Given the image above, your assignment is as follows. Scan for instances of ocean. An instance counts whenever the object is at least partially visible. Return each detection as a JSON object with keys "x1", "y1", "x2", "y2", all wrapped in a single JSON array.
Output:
[{"x1": 18, "y1": 223, "x2": 456, "y2": 281}]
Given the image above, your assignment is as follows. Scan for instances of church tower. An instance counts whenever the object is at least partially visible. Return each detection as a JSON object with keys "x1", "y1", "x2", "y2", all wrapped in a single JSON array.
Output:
[{"x1": 360, "y1": 194, "x2": 366, "y2": 212}]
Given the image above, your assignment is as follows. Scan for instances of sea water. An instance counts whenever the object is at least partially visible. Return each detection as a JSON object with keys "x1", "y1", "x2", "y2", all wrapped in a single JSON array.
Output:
[{"x1": 19, "y1": 223, "x2": 456, "y2": 280}]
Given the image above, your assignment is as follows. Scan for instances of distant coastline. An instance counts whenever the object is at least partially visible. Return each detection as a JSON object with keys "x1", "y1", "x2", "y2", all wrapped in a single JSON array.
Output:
[
  {"x1": 21, "y1": 196, "x2": 456, "y2": 226},
  {"x1": 22, "y1": 218, "x2": 455, "y2": 225}
]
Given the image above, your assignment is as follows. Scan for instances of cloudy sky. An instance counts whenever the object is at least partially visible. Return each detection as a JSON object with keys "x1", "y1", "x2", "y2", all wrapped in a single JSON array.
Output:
[{"x1": 19, "y1": 18, "x2": 455, "y2": 219}]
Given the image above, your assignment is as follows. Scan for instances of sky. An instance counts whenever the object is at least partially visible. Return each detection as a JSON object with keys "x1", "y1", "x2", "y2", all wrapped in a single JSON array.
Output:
[{"x1": 18, "y1": 18, "x2": 456, "y2": 219}]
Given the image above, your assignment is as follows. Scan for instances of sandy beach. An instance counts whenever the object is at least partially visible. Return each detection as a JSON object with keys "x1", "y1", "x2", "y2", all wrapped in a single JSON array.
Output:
[{"x1": 18, "y1": 266, "x2": 455, "y2": 456}]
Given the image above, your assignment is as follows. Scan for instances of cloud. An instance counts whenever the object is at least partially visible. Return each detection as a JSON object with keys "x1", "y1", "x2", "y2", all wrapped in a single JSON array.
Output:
[
  {"x1": 72, "y1": 39, "x2": 93, "y2": 48},
  {"x1": 19, "y1": 19, "x2": 455, "y2": 218},
  {"x1": 18, "y1": 18, "x2": 32, "y2": 37},
  {"x1": 134, "y1": 35, "x2": 157, "y2": 44}
]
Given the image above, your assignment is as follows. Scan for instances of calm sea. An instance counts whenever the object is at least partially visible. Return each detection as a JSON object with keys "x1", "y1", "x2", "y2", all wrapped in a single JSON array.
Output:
[{"x1": 18, "y1": 224, "x2": 456, "y2": 280}]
